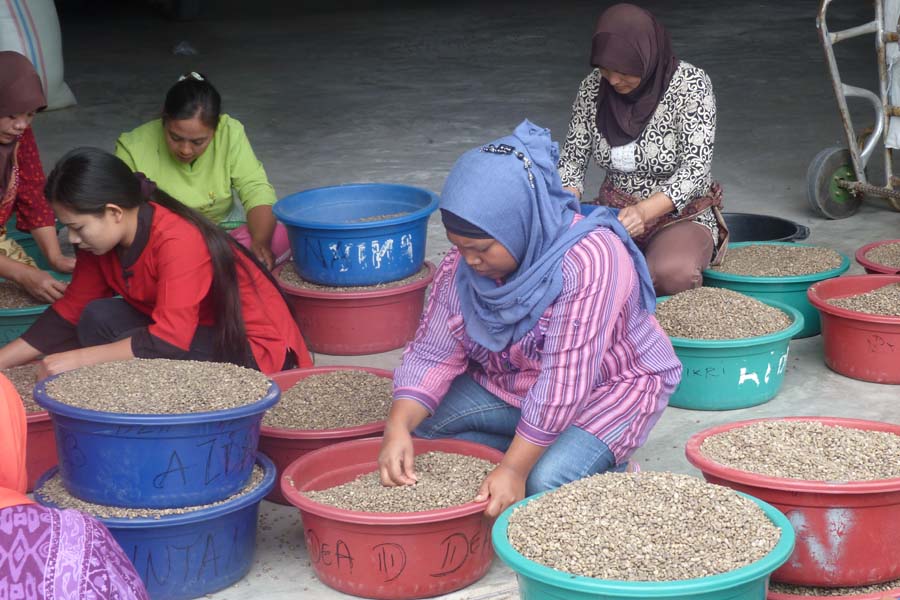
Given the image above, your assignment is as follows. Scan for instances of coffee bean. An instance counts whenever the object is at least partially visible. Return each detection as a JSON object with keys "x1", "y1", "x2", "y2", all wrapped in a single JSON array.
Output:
[
  {"x1": 2, "y1": 364, "x2": 40, "y2": 412},
  {"x1": 700, "y1": 421, "x2": 900, "y2": 482},
  {"x1": 34, "y1": 465, "x2": 265, "y2": 519},
  {"x1": 347, "y1": 211, "x2": 411, "y2": 223},
  {"x1": 711, "y1": 245, "x2": 843, "y2": 277},
  {"x1": 278, "y1": 261, "x2": 430, "y2": 292},
  {"x1": 44, "y1": 359, "x2": 271, "y2": 414},
  {"x1": 770, "y1": 579, "x2": 900, "y2": 596},
  {"x1": 507, "y1": 472, "x2": 781, "y2": 582},
  {"x1": 301, "y1": 451, "x2": 495, "y2": 512},
  {"x1": 657, "y1": 287, "x2": 792, "y2": 339},
  {"x1": 865, "y1": 242, "x2": 900, "y2": 269},
  {"x1": 0, "y1": 280, "x2": 42, "y2": 308},
  {"x1": 827, "y1": 283, "x2": 900, "y2": 317},
  {"x1": 263, "y1": 370, "x2": 391, "y2": 430}
]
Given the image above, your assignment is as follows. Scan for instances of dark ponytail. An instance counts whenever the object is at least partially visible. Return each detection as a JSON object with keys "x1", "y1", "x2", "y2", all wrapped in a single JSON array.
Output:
[
  {"x1": 45, "y1": 147, "x2": 271, "y2": 368},
  {"x1": 163, "y1": 72, "x2": 221, "y2": 129}
]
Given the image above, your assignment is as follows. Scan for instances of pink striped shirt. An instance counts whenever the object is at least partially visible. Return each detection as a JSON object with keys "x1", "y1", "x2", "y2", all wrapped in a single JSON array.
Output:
[{"x1": 394, "y1": 224, "x2": 682, "y2": 463}]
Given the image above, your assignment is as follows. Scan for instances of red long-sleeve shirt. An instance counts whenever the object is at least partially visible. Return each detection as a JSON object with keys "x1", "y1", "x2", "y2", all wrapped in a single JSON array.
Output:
[
  {"x1": 24, "y1": 202, "x2": 311, "y2": 373},
  {"x1": 1, "y1": 127, "x2": 56, "y2": 232}
]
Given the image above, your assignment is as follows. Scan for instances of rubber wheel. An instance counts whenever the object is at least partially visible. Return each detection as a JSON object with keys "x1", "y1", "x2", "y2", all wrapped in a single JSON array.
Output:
[{"x1": 807, "y1": 146, "x2": 863, "y2": 219}]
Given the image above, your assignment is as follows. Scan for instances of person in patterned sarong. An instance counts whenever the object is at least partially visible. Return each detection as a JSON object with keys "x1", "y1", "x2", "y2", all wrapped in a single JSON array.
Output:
[
  {"x1": 558, "y1": 4, "x2": 727, "y2": 296},
  {"x1": 0, "y1": 372, "x2": 149, "y2": 599},
  {"x1": 0, "y1": 51, "x2": 75, "y2": 303}
]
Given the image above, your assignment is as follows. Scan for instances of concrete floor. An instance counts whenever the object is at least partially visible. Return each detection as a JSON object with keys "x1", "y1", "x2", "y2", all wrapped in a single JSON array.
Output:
[{"x1": 32, "y1": 0, "x2": 900, "y2": 598}]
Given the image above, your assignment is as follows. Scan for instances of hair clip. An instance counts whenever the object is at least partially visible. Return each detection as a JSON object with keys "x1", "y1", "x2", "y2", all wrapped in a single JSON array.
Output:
[
  {"x1": 178, "y1": 71, "x2": 204, "y2": 82},
  {"x1": 480, "y1": 143, "x2": 536, "y2": 189},
  {"x1": 515, "y1": 151, "x2": 536, "y2": 190},
  {"x1": 481, "y1": 143, "x2": 515, "y2": 155}
]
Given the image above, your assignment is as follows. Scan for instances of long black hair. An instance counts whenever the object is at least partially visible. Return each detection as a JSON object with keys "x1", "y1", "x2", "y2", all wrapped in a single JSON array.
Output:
[
  {"x1": 45, "y1": 147, "x2": 282, "y2": 367},
  {"x1": 163, "y1": 72, "x2": 221, "y2": 129}
]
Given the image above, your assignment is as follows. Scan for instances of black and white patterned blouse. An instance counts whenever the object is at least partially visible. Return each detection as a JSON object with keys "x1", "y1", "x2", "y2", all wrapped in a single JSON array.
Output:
[{"x1": 558, "y1": 61, "x2": 719, "y2": 242}]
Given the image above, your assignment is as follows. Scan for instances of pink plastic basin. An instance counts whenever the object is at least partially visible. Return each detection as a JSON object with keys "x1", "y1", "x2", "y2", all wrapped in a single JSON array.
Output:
[
  {"x1": 281, "y1": 437, "x2": 503, "y2": 599},
  {"x1": 259, "y1": 366, "x2": 392, "y2": 504},
  {"x1": 807, "y1": 275, "x2": 900, "y2": 384},
  {"x1": 687, "y1": 417, "x2": 900, "y2": 588},
  {"x1": 277, "y1": 262, "x2": 435, "y2": 356},
  {"x1": 855, "y1": 240, "x2": 900, "y2": 275}
]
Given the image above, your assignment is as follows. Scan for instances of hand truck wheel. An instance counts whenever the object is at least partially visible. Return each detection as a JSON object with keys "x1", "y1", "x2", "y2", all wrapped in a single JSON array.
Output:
[{"x1": 807, "y1": 146, "x2": 863, "y2": 219}]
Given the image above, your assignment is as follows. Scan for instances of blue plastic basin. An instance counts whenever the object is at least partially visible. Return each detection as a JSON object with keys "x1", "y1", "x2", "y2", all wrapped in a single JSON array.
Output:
[
  {"x1": 33, "y1": 377, "x2": 279, "y2": 508},
  {"x1": 702, "y1": 242, "x2": 850, "y2": 338},
  {"x1": 273, "y1": 183, "x2": 439, "y2": 286},
  {"x1": 35, "y1": 454, "x2": 276, "y2": 600},
  {"x1": 492, "y1": 490, "x2": 795, "y2": 600}
]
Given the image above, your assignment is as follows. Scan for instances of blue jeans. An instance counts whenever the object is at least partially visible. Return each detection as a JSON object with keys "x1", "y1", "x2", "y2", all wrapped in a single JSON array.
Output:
[{"x1": 414, "y1": 373, "x2": 624, "y2": 496}]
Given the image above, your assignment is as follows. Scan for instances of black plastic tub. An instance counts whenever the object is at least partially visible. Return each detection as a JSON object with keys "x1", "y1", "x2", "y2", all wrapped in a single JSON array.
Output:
[{"x1": 723, "y1": 213, "x2": 810, "y2": 243}]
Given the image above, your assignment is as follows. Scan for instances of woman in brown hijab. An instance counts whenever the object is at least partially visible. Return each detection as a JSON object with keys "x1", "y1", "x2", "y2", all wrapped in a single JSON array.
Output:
[
  {"x1": 0, "y1": 51, "x2": 74, "y2": 303},
  {"x1": 558, "y1": 4, "x2": 725, "y2": 296}
]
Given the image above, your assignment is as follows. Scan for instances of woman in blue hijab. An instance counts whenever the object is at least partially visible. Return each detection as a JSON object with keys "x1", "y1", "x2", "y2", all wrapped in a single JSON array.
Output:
[{"x1": 379, "y1": 121, "x2": 680, "y2": 517}]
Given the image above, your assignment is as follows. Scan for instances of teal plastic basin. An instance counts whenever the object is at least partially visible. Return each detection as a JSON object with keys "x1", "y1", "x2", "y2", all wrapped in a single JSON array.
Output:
[
  {"x1": 0, "y1": 272, "x2": 72, "y2": 344},
  {"x1": 493, "y1": 490, "x2": 795, "y2": 600},
  {"x1": 702, "y1": 242, "x2": 850, "y2": 338},
  {"x1": 663, "y1": 297, "x2": 804, "y2": 411},
  {"x1": 0, "y1": 304, "x2": 49, "y2": 344},
  {"x1": 14, "y1": 236, "x2": 52, "y2": 271}
]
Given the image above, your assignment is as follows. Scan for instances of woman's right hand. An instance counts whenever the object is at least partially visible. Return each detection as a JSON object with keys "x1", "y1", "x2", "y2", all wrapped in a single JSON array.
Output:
[
  {"x1": 49, "y1": 254, "x2": 76, "y2": 274},
  {"x1": 563, "y1": 186, "x2": 582, "y2": 201},
  {"x1": 17, "y1": 268, "x2": 67, "y2": 303},
  {"x1": 249, "y1": 239, "x2": 275, "y2": 271},
  {"x1": 617, "y1": 204, "x2": 649, "y2": 237},
  {"x1": 378, "y1": 424, "x2": 418, "y2": 487}
]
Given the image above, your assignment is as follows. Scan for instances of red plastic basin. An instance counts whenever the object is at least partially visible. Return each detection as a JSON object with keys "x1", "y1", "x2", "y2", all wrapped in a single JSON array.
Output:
[
  {"x1": 259, "y1": 366, "x2": 393, "y2": 504},
  {"x1": 25, "y1": 411, "x2": 57, "y2": 492},
  {"x1": 768, "y1": 582, "x2": 900, "y2": 600},
  {"x1": 807, "y1": 275, "x2": 900, "y2": 384},
  {"x1": 281, "y1": 437, "x2": 503, "y2": 599},
  {"x1": 277, "y1": 261, "x2": 435, "y2": 356},
  {"x1": 686, "y1": 417, "x2": 900, "y2": 588},
  {"x1": 855, "y1": 240, "x2": 900, "y2": 275}
]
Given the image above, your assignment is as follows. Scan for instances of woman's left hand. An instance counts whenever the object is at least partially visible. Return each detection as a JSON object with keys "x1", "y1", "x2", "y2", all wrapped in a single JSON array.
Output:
[
  {"x1": 617, "y1": 204, "x2": 647, "y2": 237},
  {"x1": 250, "y1": 240, "x2": 275, "y2": 270},
  {"x1": 475, "y1": 464, "x2": 526, "y2": 518}
]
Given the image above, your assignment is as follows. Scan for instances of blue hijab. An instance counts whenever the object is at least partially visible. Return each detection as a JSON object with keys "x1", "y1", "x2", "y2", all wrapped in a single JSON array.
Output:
[{"x1": 440, "y1": 119, "x2": 655, "y2": 352}]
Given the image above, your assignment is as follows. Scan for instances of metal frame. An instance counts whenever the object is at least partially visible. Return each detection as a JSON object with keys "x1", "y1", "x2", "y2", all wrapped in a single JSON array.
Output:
[{"x1": 817, "y1": 0, "x2": 900, "y2": 207}]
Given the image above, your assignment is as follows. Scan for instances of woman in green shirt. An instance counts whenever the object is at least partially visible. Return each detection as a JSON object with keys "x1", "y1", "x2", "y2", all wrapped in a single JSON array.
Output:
[{"x1": 115, "y1": 73, "x2": 288, "y2": 269}]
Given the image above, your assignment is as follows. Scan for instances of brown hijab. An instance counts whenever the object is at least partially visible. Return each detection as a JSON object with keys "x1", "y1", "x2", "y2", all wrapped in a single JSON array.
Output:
[
  {"x1": 0, "y1": 51, "x2": 47, "y2": 196},
  {"x1": 591, "y1": 4, "x2": 678, "y2": 147}
]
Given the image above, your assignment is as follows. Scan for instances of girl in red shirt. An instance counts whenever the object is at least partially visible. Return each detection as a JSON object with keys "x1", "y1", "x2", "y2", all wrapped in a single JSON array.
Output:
[
  {"x1": 0, "y1": 51, "x2": 75, "y2": 302},
  {"x1": 0, "y1": 147, "x2": 312, "y2": 375}
]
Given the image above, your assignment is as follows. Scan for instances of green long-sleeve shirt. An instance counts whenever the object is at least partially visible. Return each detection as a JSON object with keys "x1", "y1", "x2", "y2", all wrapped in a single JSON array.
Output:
[{"x1": 115, "y1": 114, "x2": 276, "y2": 224}]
